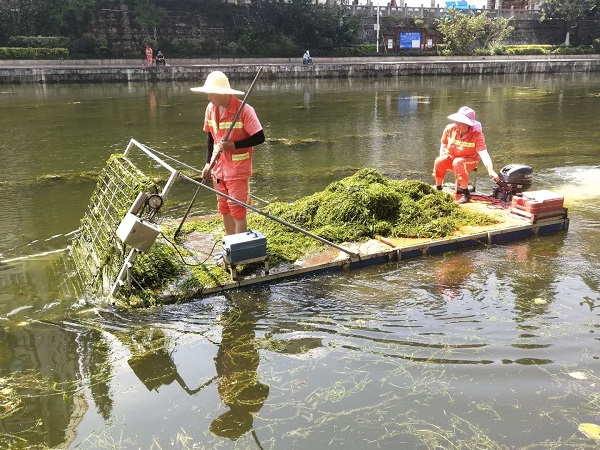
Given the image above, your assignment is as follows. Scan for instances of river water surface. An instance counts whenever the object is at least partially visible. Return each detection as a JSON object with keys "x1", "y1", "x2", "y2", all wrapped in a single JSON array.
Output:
[{"x1": 0, "y1": 72, "x2": 599, "y2": 449}]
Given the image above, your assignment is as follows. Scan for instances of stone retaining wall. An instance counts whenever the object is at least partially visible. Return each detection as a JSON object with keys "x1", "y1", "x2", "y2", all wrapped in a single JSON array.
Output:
[{"x1": 1, "y1": 56, "x2": 599, "y2": 84}]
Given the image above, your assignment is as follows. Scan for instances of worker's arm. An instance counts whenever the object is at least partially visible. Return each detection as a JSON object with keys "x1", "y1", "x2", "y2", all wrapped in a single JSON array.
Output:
[
  {"x1": 202, "y1": 133, "x2": 215, "y2": 179},
  {"x1": 219, "y1": 130, "x2": 265, "y2": 152},
  {"x1": 478, "y1": 149, "x2": 498, "y2": 180},
  {"x1": 440, "y1": 143, "x2": 449, "y2": 157}
]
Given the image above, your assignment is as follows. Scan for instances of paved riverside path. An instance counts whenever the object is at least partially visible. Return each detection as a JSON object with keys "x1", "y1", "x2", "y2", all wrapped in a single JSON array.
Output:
[
  {"x1": 1, "y1": 54, "x2": 599, "y2": 83},
  {"x1": 1, "y1": 54, "x2": 598, "y2": 67}
]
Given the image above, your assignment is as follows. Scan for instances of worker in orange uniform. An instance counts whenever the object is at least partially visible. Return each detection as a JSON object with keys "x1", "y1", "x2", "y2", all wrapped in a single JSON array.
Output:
[
  {"x1": 191, "y1": 71, "x2": 265, "y2": 238},
  {"x1": 145, "y1": 44, "x2": 153, "y2": 66},
  {"x1": 433, "y1": 106, "x2": 498, "y2": 203}
]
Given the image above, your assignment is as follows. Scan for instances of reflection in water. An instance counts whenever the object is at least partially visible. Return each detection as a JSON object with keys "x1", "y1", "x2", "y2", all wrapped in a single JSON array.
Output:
[
  {"x1": 127, "y1": 328, "x2": 215, "y2": 394},
  {"x1": 80, "y1": 328, "x2": 113, "y2": 421},
  {"x1": 149, "y1": 90, "x2": 157, "y2": 123},
  {"x1": 0, "y1": 74, "x2": 598, "y2": 448},
  {"x1": 432, "y1": 252, "x2": 475, "y2": 301},
  {"x1": 211, "y1": 294, "x2": 269, "y2": 442},
  {"x1": 504, "y1": 239, "x2": 560, "y2": 325},
  {"x1": 0, "y1": 323, "x2": 87, "y2": 448}
]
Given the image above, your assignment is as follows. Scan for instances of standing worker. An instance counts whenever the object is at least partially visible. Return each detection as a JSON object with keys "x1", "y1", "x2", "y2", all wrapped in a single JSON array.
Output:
[
  {"x1": 432, "y1": 106, "x2": 498, "y2": 203},
  {"x1": 191, "y1": 71, "x2": 265, "y2": 237},
  {"x1": 145, "y1": 44, "x2": 153, "y2": 66}
]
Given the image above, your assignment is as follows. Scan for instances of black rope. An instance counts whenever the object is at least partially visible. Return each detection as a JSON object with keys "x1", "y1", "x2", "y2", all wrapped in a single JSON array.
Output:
[{"x1": 159, "y1": 231, "x2": 220, "y2": 267}]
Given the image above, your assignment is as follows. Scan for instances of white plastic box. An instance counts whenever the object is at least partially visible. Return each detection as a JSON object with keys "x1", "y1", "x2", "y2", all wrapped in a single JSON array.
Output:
[{"x1": 116, "y1": 213, "x2": 161, "y2": 253}]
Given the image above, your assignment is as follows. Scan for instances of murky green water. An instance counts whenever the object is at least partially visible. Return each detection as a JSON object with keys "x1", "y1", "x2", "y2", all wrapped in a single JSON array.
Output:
[{"x1": 1, "y1": 73, "x2": 599, "y2": 449}]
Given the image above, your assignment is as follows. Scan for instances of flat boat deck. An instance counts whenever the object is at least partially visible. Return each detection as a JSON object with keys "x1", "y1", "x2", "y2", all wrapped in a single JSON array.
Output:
[{"x1": 181, "y1": 192, "x2": 569, "y2": 297}]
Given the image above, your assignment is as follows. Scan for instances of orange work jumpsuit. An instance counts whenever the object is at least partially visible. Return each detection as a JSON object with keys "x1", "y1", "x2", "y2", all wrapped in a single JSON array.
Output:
[
  {"x1": 433, "y1": 124, "x2": 487, "y2": 187},
  {"x1": 204, "y1": 96, "x2": 262, "y2": 219}
]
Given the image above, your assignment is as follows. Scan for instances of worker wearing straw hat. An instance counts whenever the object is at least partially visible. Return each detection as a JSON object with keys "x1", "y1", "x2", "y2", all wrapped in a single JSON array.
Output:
[
  {"x1": 432, "y1": 106, "x2": 498, "y2": 203},
  {"x1": 191, "y1": 71, "x2": 265, "y2": 235}
]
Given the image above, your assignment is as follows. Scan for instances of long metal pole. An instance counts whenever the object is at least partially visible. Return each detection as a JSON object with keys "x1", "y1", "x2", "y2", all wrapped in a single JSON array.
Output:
[
  {"x1": 178, "y1": 173, "x2": 359, "y2": 259},
  {"x1": 174, "y1": 67, "x2": 264, "y2": 239}
]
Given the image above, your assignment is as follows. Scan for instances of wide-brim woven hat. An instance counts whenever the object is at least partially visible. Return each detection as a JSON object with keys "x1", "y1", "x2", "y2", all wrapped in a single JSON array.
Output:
[
  {"x1": 190, "y1": 71, "x2": 245, "y2": 95},
  {"x1": 447, "y1": 106, "x2": 476, "y2": 126}
]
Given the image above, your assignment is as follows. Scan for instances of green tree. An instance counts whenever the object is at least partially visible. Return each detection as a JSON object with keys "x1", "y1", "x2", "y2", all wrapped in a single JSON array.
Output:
[
  {"x1": 540, "y1": 0, "x2": 597, "y2": 46},
  {"x1": 0, "y1": 0, "x2": 57, "y2": 42},
  {"x1": 131, "y1": 0, "x2": 168, "y2": 34},
  {"x1": 239, "y1": 0, "x2": 359, "y2": 55},
  {"x1": 436, "y1": 9, "x2": 514, "y2": 55}
]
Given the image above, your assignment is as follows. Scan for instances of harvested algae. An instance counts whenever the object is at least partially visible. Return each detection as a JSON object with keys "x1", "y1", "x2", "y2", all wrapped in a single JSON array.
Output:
[
  {"x1": 253, "y1": 167, "x2": 494, "y2": 245},
  {"x1": 125, "y1": 168, "x2": 497, "y2": 306}
]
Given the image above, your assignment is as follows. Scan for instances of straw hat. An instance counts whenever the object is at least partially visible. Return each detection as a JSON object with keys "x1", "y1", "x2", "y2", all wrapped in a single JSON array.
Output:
[
  {"x1": 190, "y1": 71, "x2": 245, "y2": 95},
  {"x1": 447, "y1": 106, "x2": 482, "y2": 132}
]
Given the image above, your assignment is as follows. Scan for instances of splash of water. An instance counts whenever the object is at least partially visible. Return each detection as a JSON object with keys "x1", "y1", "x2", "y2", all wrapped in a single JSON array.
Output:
[{"x1": 540, "y1": 166, "x2": 600, "y2": 205}]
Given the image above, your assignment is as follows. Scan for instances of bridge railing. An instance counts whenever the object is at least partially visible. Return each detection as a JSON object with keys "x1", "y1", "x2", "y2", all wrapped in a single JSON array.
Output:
[{"x1": 347, "y1": 4, "x2": 541, "y2": 19}]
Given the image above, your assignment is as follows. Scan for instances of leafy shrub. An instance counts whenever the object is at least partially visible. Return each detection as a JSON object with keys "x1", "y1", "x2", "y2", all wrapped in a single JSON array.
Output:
[
  {"x1": 504, "y1": 45, "x2": 550, "y2": 55},
  {"x1": 168, "y1": 39, "x2": 204, "y2": 58},
  {"x1": 225, "y1": 41, "x2": 240, "y2": 55},
  {"x1": 263, "y1": 33, "x2": 300, "y2": 57},
  {"x1": 69, "y1": 37, "x2": 100, "y2": 57},
  {"x1": 332, "y1": 45, "x2": 376, "y2": 56},
  {"x1": 551, "y1": 45, "x2": 594, "y2": 54},
  {"x1": 593, "y1": 38, "x2": 600, "y2": 53},
  {"x1": 8, "y1": 36, "x2": 70, "y2": 49},
  {"x1": 0, "y1": 47, "x2": 69, "y2": 59}
]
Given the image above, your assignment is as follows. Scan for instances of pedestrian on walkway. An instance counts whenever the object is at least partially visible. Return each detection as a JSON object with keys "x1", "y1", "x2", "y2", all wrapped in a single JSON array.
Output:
[{"x1": 145, "y1": 44, "x2": 153, "y2": 66}]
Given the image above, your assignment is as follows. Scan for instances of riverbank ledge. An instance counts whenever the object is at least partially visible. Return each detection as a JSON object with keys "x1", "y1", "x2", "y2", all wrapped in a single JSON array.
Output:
[{"x1": 1, "y1": 55, "x2": 599, "y2": 83}]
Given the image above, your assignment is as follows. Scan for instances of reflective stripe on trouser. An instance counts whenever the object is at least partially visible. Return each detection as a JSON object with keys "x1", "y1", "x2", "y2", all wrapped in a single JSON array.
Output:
[
  {"x1": 433, "y1": 156, "x2": 479, "y2": 186},
  {"x1": 213, "y1": 177, "x2": 251, "y2": 220}
]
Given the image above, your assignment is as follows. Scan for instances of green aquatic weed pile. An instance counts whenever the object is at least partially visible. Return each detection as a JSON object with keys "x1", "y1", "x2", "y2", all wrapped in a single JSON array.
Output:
[
  {"x1": 123, "y1": 168, "x2": 497, "y2": 305},
  {"x1": 70, "y1": 154, "x2": 155, "y2": 294},
  {"x1": 121, "y1": 217, "x2": 231, "y2": 307},
  {"x1": 249, "y1": 168, "x2": 496, "y2": 263}
]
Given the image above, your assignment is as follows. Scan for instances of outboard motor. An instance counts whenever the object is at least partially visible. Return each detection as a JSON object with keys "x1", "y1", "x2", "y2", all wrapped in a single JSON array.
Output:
[{"x1": 491, "y1": 164, "x2": 533, "y2": 202}]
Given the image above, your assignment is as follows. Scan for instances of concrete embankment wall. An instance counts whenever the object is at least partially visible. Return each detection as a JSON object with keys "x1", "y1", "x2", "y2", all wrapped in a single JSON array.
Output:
[{"x1": 1, "y1": 55, "x2": 599, "y2": 84}]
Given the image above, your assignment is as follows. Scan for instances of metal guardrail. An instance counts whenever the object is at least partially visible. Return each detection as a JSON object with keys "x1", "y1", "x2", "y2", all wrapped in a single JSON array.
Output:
[{"x1": 348, "y1": 4, "x2": 541, "y2": 19}]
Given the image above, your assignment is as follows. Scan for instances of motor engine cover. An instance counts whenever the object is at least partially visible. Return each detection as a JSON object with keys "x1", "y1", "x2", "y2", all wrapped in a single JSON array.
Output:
[
  {"x1": 498, "y1": 164, "x2": 533, "y2": 193},
  {"x1": 491, "y1": 164, "x2": 534, "y2": 202}
]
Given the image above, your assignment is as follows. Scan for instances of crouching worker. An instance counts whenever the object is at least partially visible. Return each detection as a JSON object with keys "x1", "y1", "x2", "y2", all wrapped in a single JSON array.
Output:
[
  {"x1": 433, "y1": 106, "x2": 498, "y2": 203},
  {"x1": 191, "y1": 71, "x2": 265, "y2": 235},
  {"x1": 303, "y1": 50, "x2": 313, "y2": 65}
]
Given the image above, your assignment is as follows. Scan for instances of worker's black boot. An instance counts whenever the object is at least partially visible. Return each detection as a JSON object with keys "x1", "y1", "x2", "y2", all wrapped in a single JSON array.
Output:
[{"x1": 458, "y1": 187, "x2": 471, "y2": 204}]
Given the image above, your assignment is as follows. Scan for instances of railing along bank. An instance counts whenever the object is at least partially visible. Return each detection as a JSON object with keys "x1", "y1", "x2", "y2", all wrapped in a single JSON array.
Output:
[
  {"x1": 347, "y1": 4, "x2": 540, "y2": 19},
  {"x1": 1, "y1": 56, "x2": 599, "y2": 84}
]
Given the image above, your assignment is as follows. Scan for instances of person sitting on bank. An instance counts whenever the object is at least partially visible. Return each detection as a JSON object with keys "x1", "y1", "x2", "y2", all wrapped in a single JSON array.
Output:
[
  {"x1": 432, "y1": 106, "x2": 498, "y2": 203},
  {"x1": 155, "y1": 51, "x2": 166, "y2": 66},
  {"x1": 303, "y1": 50, "x2": 313, "y2": 65}
]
